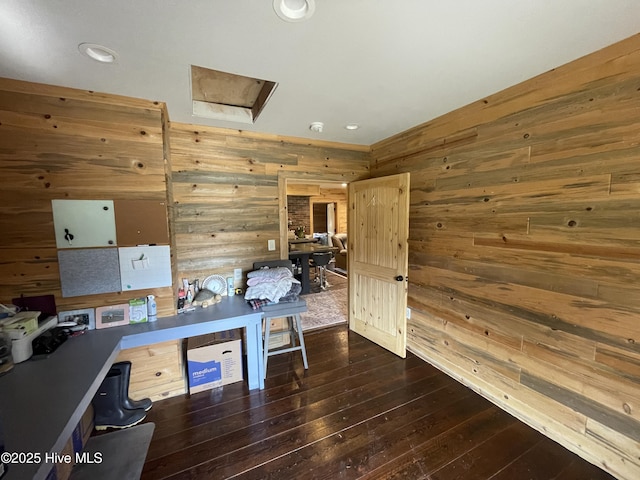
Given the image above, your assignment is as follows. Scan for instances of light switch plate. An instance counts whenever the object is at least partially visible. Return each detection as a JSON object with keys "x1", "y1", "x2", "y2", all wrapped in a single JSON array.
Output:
[{"x1": 268, "y1": 239, "x2": 276, "y2": 251}]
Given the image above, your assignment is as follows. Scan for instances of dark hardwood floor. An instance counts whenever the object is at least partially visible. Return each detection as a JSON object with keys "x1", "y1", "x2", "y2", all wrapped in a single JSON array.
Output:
[{"x1": 140, "y1": 325, "x2": 614, "y2": 479}]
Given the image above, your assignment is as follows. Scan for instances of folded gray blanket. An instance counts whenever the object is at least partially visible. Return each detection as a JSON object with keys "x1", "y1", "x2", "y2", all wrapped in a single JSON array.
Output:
[
  {"x1": 246, "y1": 282, "x2": 301, "y2": 310},
  {"x1": 279, "y1": 282, "x2": 302, "y2": 303}
]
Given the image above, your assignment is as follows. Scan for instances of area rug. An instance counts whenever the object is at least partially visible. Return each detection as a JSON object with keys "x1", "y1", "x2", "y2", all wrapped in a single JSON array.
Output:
[{"x1": 300, "y1": 271, "x2": 347, "y2": 331}]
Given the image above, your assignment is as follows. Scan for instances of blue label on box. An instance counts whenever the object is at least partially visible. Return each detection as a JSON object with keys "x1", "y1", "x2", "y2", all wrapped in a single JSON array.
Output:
[{"x1": 188, "y1": 360, "x2": 222, "y2": 386}]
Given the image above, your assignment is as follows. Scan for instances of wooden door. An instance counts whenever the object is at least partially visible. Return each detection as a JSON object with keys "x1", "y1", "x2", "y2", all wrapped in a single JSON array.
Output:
[{"x1": 348, "y1": 173, "x2": 410, "y2": 357}]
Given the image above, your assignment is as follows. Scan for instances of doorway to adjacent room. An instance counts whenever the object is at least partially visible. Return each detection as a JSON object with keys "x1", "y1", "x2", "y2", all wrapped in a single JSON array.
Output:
[{"x1": 280, "y1": 177, "x2": 349, "y2": 331}]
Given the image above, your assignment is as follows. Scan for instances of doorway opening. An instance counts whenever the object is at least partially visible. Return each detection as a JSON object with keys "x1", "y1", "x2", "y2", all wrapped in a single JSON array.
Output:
[
  {"x1": 279, "y1": 177, "x2": 349, "y2": 331},
  {"x1": 283, "y1": 182, "x2": 347, "y2": 243},
  {"x1": 312, "y1": 202, "x2": 330, "y2": 235}
]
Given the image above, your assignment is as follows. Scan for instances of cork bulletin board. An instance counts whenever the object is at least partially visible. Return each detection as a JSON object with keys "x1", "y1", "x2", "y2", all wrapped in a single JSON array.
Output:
[{"x1": 114, "y1": 200, "x2": 170, "y2": 247}]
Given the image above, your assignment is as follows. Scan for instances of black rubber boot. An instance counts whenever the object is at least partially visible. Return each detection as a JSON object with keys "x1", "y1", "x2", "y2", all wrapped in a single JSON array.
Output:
[
  {"x1": 92, "y1": 368, "x2": 146, "y2": 430},
  {"x1": 113, "y1": 361, "x2": 153, "y2": 412}
]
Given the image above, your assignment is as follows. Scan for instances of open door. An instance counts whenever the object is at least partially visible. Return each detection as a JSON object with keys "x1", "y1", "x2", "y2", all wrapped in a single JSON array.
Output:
[{"x1": 348, "y1": 173, "x2": 410, "y2": 357}]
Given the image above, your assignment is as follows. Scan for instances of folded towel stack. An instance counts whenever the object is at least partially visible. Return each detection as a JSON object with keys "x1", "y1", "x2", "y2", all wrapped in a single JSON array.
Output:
[{"x1": 244, "y1": 267, "x2": 301, "y2": 307}]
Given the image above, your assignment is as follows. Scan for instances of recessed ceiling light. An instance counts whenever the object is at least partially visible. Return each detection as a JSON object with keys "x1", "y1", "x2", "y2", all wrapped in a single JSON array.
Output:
[
  {"x1": 309, "y1": 121, "x2": 324, "y2": 133},
  {"x1": 345, "y1": 124, "x2": 359, "y2": 130},
  {"x1": 273, "y1": 0, "x2": 316, "y2": 22},
  {"x1": 78, "y1": 43, "x2": 118, "y2": 63}
]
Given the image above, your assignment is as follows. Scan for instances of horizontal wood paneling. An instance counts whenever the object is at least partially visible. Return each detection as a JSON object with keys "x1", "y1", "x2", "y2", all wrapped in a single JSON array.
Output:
[
  {"x1": 286, "y1": 184, "x2": 320, "y2": 196},
  {"x1": 115, "y1": 340, "x2": 185, "y2": 402},
  {"x1": 0, "y1": 78, "x2": 175, "y2": 316},
  {"x1": 169, "y1": 123, "x2": 369, "y2": 283},
  {"x1": 0, "y1": 83, "x2": 368, "y2": 314},
  {"x1": 372, "y1": 33, "x2": 640, "y2": 480}
]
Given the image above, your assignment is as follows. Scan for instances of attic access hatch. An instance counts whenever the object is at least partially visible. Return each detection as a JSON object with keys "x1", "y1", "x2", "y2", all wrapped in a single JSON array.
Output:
[{"x1": 191, "y1": 65, "x2": 277, "y2": 124}]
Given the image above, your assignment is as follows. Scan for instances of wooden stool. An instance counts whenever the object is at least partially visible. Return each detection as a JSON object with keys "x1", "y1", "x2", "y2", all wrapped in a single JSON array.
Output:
[{"x1": 260, "y1": 300, "x2": 308, "y2": 379}]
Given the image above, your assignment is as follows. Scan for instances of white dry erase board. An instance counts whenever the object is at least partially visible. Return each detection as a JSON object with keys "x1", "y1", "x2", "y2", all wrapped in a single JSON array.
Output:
[
  {"x1": 119, "y1": 245, "x2": 172, "y2": 291},
  {"x1": 52, "y1": 199, "x2": 117, "y2": 249}
]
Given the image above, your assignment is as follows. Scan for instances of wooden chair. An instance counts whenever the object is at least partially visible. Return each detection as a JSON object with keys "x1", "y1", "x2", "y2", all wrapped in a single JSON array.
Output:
[{"x1": 253, "y1": 261, "x2": 309, "y2": 378}]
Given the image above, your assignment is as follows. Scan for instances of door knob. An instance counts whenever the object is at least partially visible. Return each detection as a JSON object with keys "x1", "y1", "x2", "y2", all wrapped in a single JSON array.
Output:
[{"x1": 395, "y1": 275, "x2": 406, "y2": 282}]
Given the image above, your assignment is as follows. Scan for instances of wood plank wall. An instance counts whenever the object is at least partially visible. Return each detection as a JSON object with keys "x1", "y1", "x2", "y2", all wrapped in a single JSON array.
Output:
[
  {"x1": 0, "y1": 77, "x2": 368, "y2": 313},
  {"x1": 0, "y1": 78, "x2": 177, "y2": 317},
  {"x1": 370, "y1": 34, "x2": 640, "y2": 480},
  {"x1": 168, "y1": 123, "x2": 369, "y2": 283}
]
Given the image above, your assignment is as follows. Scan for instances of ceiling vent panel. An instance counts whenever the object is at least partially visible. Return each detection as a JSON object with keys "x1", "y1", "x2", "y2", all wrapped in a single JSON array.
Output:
[{"x1": 191, "y1": 65, "x2": 277, "y2": 124}]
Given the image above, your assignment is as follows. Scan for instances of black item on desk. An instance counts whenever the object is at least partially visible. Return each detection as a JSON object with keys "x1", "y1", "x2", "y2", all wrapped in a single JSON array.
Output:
[{"x1": 31, "y1": 327, "x2": 69, "y2": 358}]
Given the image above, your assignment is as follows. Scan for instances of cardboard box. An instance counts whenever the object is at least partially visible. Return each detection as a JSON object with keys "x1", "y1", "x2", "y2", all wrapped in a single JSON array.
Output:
[
  {"x1": 72, "y1": 403, "x2": 94, "y2": 454},
  {"x1": 54, "y1": 434, "x2": 75, "y2": 480},
  {"x1": 187, "y1": 335, "x2": 243, "y2": 394},
  {"x1": 209, "y1": 328, "x2": 246, "y2": 354},
  {"x1": 211, "y1": 328, "x2": 242, "y2": 342},
  {"x1": 45, "y1": 402, "x2": 95, "y2": 480}
]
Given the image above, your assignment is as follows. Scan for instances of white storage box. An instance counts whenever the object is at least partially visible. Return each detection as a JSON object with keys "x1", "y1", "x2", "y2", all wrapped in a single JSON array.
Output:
[{"x1": 187, "y1": 335, "x2": 243, "y2": 394}]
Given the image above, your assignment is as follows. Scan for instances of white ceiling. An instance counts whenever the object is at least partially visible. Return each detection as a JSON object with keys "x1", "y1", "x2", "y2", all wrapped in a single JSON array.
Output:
[{"x1": 1, "y1": 1, "x2": 639, "y2": 146}]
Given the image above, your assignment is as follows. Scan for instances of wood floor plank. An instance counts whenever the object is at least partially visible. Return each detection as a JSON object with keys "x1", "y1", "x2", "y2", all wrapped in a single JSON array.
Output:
[
  {"x1": 140, "y1": 325, "x2": 615, "y2": 480},
  {"x1": 488, "y1": 435, "x2": 614, "y2": 480},
  {"x1": 143, "y1": 360, "x2": 439, "y2": 477},
  {"x1": 554, "y1": 457, "x2": 618, "y2": 480},
  {"x1": 147, "y1": 329, "x2": 391, "y2": 433},
  {"x1": 148, "y1": 349, "x2": 395, "y2": 440},
  {"x1": 235, "y1": 387, "x2": 483, "y2": 480},
  {"x1": 428, "y1": 421, "x2": 544, "y2": 480},
  {"x1": 359, "y1": 406, "x2": 517, "y2": 480},
  {"x1": 145, "y1": 356, "x2": 432, "y2": 461},
  {"x1": 165, "y1": 378, "x2": 470, "y2": 479}
]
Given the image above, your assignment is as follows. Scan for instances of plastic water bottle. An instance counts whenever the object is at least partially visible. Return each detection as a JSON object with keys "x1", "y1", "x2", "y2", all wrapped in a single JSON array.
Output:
[{"x1": 147, "y1": 295, "x2": 157, "y2": 322}]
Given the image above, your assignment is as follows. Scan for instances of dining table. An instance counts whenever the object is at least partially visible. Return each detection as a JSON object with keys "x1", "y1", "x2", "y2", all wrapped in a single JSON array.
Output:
[{"x1": 288, "y1": 243, "x2": 338, "y2": 294}]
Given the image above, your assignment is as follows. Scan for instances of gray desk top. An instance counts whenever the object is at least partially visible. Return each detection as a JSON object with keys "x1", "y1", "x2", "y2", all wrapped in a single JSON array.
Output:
[{"x1": 0, "y1": 296, "x2": 260, "y2": 480}]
